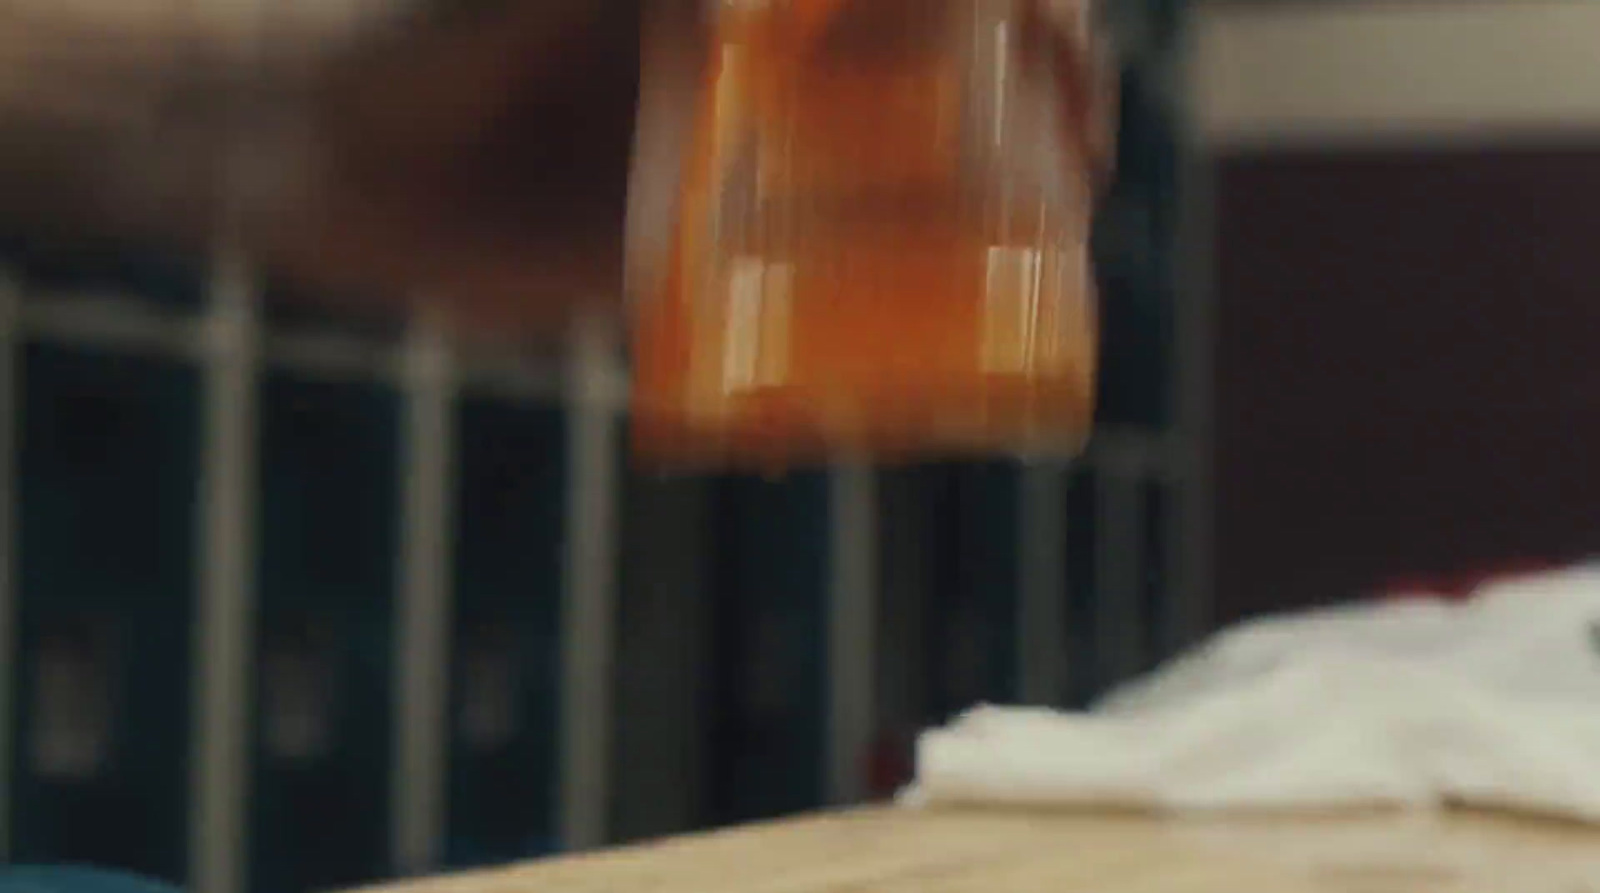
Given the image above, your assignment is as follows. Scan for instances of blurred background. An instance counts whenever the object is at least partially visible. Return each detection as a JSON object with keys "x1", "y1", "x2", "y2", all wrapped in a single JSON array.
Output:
[{"x1": 2, "y1": 0, "x2": 1598, "y2": 892}]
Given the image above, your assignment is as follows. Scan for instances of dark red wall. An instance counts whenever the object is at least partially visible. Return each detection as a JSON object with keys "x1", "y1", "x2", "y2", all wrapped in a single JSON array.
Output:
[{"x1": 1214, "y1": 144, "x2": 1600, "y2": 622}]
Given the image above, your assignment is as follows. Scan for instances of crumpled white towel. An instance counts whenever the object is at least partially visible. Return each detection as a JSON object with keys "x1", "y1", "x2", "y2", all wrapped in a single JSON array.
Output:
[{"x1": 904, "y1": 562, "x2": 1600, "y2": 822}]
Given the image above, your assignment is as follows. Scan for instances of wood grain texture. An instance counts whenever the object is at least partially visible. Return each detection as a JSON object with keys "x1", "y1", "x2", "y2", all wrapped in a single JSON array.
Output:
[{"x1": 349, "y1": 807, "x2": 1600, "y2": 893}]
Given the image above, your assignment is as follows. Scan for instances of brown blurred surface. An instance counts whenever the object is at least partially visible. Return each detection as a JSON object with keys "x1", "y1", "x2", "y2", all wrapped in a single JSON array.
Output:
[{"x1": 0, "y1": 0, "x2": 649, "y2": 340}]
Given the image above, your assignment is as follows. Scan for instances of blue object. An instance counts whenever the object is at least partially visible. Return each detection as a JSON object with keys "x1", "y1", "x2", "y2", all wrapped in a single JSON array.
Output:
[{"x1": 0, "y1": 866, "x2": 182, "y2": 893}]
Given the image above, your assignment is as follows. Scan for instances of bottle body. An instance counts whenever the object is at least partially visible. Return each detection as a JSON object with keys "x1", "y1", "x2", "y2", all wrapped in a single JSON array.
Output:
[{"x1": 631, "y1": 0, "x2": 1114, "y2": 469}]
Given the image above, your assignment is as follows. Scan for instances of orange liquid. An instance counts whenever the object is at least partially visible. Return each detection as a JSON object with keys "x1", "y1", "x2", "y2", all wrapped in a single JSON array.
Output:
[{"x1": 631, "y1": 2, "x2": 1098, "y2": 469}]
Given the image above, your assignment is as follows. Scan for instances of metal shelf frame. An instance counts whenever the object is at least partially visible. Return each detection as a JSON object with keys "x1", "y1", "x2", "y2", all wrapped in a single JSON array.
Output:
[{"x1": 0, "y1": 245, "x2": 1195, "y2": 893}]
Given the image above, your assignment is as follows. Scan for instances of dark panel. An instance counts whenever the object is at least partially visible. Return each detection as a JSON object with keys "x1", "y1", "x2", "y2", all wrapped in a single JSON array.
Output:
[
  {"x1": 251, "y1": 373, "x2": 400, "y2": 893},
  {"x1": 702, "y1": 473, "x2": 829, "y2": 827},
  {"x1": 0, "y1": 232, "x2": 203, "y2": 311},
  {"x1": 1093, "y1": 47, "x2": 1181, "y2": 430},
  {"x1": 260, "y1": 276, "x2": 406, "y2": 342},
  {"x1": 1142, "y1": 478, "x2": 1177, "y2": 661},
  {"x1": 876, "y1": 462, "x2": 1019, "y2": 733},
  {"x1": 611, "y1": 456, "x2": 714, "y2": 844},
  {"x1": 12, "y1": 345, "x2": 198, "y2": 881},
  {"x1": 1215, "y1": 145, "x2": 1600, "y2": 622},
  {"x1": 871, "y1": 460, "x2": 1020, "y2": 795},
  {"x1": 445, "y1": 399, "x2": 565, "y2": 866},
  {"x1": 1061, "y1": 467, "x2": 1098, "y2": 705}
]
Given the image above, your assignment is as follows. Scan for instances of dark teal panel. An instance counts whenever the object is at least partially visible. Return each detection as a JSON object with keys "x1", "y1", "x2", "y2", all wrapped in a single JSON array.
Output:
[
  {"x1": 1091, "y1": 0, "x2": 1183, "y2": 432},
  {"x1": 0, "y1": 866, "x2": 182, "y2": 893},
  {"x1": 250, "y1": 373, "x2": 399, "y2": 893},
  {"x1": 0, "y1": 234, "x2": 203, "y2": 312},
  {"x1": 259, "y1": 277, "x2": 405, "y2": 343},
  {"x1": 1142, "y1": 478, "x2": 1178, "y2": 664},
  {"x1": 1093, "y1": 59, "x2": 1180, "y2": 432},
  {"x1": 877, "y1": 461, "x2": 1019, "y2": 731},
  {"x1": 953, "y1": 462, "x2": 1020, "y2": 705},
  {"x1": 1062, "y1": 467, "x2": 1099, "y2": 707},
  {"x1": 704, "y1": 473, "x2": 828, "y2": 826},
  {"x1": 12, "y1": 344, "x2": 198, "y2": 881},
  {"x1": 611, "y1": 455, "x2": 715, "y2": 844},
  {"x1": 444, "y1": 399, "x2": 564, "y2": 867}
]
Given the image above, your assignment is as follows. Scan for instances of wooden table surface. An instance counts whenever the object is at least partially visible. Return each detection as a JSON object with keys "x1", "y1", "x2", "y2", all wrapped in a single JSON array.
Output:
[{"x1": 356, "y1": 806, "x2": 1600, "y2": 893}]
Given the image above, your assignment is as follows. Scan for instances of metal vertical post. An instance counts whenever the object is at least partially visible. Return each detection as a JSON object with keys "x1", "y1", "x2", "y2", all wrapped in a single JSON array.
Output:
[
  {"x1": 826, "y1": 462, "x2": 875, "y2": 806},
  {"x1": 558, "y1": 313, "x2": 622, "y2": 851},
  {"x1": 0, "y1": 274, "x2": 20, "y2": 859},
  {"x1": 189, "y1": 248, "x2": 260, "y2": 893},
  {"x1": 1016, "y1": 461, "x2": 1067, "y2": 705},
  {"x1": 393, "y1": 316, "x2": 457, "y2": 874}
]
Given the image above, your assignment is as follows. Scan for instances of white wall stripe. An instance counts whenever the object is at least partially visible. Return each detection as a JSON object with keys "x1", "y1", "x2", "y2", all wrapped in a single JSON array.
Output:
[
  {"x1": 189, "y1": 248, "x2": 261, "y2": 893},
  {"x1": 392, "y1": 316, "x2": 457, "y2": 874},
  {"x1": 557, "y1": 313, "x2": 622, "y2": 851},
  {"x1": 1195, "y1": 1, "x2": 1600, "y2": 148}
]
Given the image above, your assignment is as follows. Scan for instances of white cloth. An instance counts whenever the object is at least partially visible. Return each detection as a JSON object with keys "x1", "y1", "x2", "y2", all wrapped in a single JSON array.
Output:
[{"x1": 905, "y1": 563, "x2": 1600, "y2": 822}]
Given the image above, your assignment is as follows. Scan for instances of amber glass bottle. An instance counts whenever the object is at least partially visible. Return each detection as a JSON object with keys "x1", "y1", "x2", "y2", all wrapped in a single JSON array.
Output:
[{"x1": 631, "y1": 0, "x2": 1115, "y2": 469}]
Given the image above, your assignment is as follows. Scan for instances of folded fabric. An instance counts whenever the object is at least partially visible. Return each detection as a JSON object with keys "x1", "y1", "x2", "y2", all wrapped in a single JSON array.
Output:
[{"x1": 905, "y1": 562, "x2": 1600, "y2": 822}]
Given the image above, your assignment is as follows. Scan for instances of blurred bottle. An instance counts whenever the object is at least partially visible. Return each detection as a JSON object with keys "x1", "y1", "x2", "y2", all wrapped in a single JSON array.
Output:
[{"x1": 631, "y1": 0, "x2": 1115, "y2": 469}]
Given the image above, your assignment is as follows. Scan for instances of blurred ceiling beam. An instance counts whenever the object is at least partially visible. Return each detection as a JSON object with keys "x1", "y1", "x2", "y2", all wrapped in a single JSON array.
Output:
[{"x1": 0, "y1": 0, "x2": 645, "y2": 340}]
